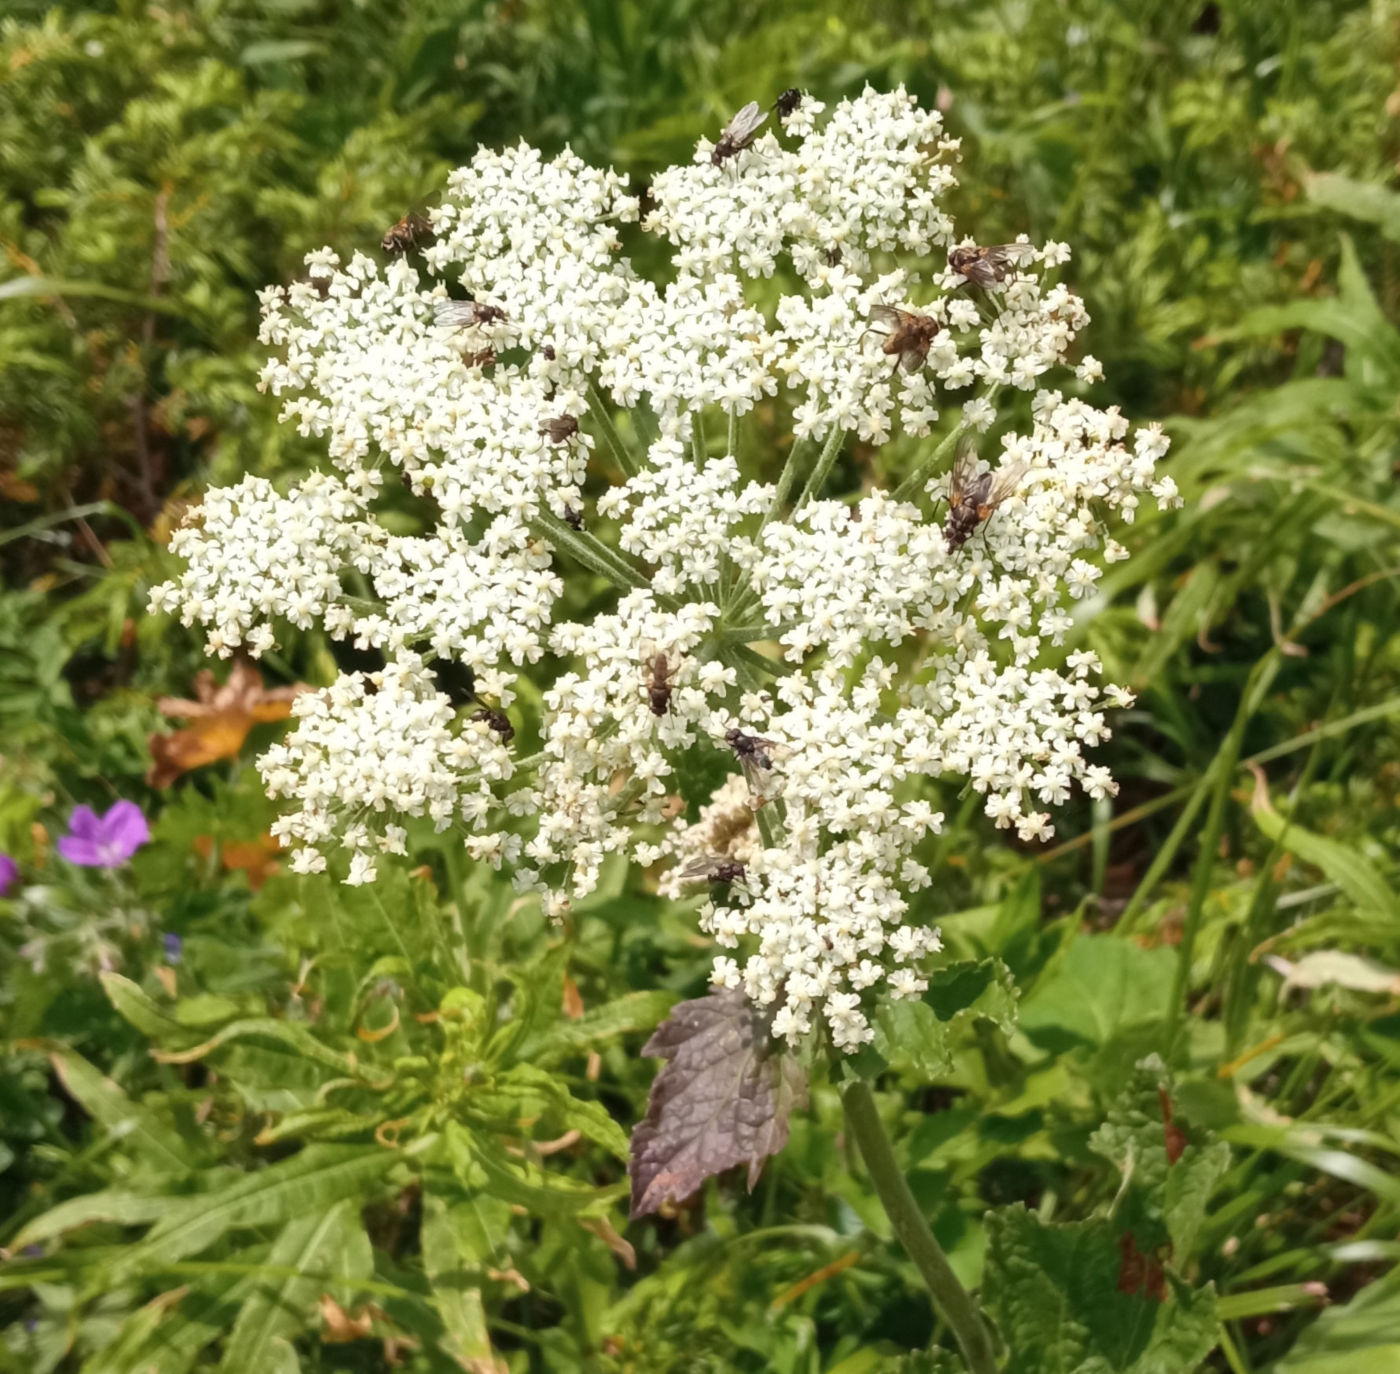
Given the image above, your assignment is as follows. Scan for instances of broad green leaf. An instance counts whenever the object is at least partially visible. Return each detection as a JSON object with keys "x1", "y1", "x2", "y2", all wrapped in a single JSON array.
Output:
[
  {"x1": 220, "y1": 1200, "x2": 370, "y2": 1372},
  {"x1": 1088, "y1": 1057, "x2": 1230, "y2": 1260},
  {"x1": 119, "y1": 1145, "x2": 396, "y2": 1273},
  {"x1": 983, "y1": 1206, "x2": 1217, "y2": 1374},
  {"x1": 1020, "y1": 939, "x2": 1174, "y2": 1050},
  {"x1": 875, "y1": 959, "x2": 1018, "y2": 1076}
]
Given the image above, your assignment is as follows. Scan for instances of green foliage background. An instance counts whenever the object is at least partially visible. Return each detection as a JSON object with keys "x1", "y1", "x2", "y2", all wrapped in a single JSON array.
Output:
[{"x1": 3, "y1": 1, "x2": 1400, "y2": 1370}]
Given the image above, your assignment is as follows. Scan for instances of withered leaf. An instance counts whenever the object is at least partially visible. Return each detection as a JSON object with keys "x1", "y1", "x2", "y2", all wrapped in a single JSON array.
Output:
[
  {"x1": 147, "y1": 658, "x2": 309, "y2": 787},
  {"x1": 628, "y1": 987, "x2": 807, "y2": 1218}
]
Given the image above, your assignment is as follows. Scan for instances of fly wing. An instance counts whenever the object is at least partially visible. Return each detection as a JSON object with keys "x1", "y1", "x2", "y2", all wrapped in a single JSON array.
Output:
[
  {"x1": 676, "y1": 857, "x2": 723, "y2": 883},
  {"x1": 978, "y1": 244, "x2": 1034, "y2": 285},
  {"x1": 433, "y1": 300, "x2": 484, "y2": 329},
  {"x1": 985, "y1": 459, "x2": 1028, "y2": 510},
  {"x1": 947, "y1": 431, "x2": 981, "y2": 502},
  {"x1": 723, "y1": 101, "x2": 768, "y2": 146},
  {"x1": 867, "y1": 304, "x2": 905, "y2": 332}
]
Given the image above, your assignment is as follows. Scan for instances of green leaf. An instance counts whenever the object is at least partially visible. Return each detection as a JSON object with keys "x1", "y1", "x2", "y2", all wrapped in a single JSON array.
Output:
[
  {"x1": 447, "y1": 1122, "x2": 617, "y2": 1218},
  {"x1": 983, "y1": 1206, "x2": 1218, "y2": 1374},
  {"x1": 1020, "y1": 939, "x2": 1174, "y2": 1050},
  {"x1": 495, "y1": 1064, "x2": 629, "y2": 1160},
  {"x1": 220, "y1": 1201, "x2": 370, "y2": 1373},
  {"x1": 1275, "y1": 1270, "x2": 1400, "y2": 1371},
  {"x1": 47, "y1": 1046, "x2": 200, "y2": 1173},
  {"x1": 151, "y1": 1017, "x2": 363, "y2": 1079},
  {"x1": 118, "y1": 1146, "x2": 397, "y2": 1274},
  {"x1": 100, "y1": 974, "x2": 202, "y2": 1049},
  {"x1": 875, "y1": 959, "x2": 1018, "y2": 1076},
  {"x1": 1306, "y1": 172, "x2": 1400, "y2": 242},
  {"x1": 1249, "y1": 798, "x2": 1399, "y2": 921},
  {"x1": 531, "y1": 989, "x2": 677, "y2": 1065},
  {"x1": 421, "y1": 1184, "x2": 495, "y2": 1367},
  {"x1": 13, "y1": 1191, "x2": 172, "y2": 1249}
]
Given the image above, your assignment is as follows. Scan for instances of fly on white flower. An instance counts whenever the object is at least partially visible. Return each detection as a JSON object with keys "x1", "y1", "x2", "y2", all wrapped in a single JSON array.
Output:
[
  {"x1": 943, "y1": 434, "x2": 1026, "y2": 549},
  {"x1": 868, "y1": 304, "x2": 940, "y2": 373},
  {"x1": 711, "y1": 101, "x2": 768, "y2": 166},
  {"x1": 947, "y1": 242, "x2": 1033, "y2": 290},
  {"x1": 433, "y1": 298, "x2": 507, "y2": 328}
]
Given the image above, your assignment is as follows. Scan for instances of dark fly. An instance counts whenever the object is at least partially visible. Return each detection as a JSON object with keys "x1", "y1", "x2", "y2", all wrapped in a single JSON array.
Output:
[
  {"x1": 712, "y1": 101, "x2": 768, "y2": 166},
  {"x1": 943, "y1": 435, "x2": 1025, "y2": 549},
  {"x1": 947, "y1": 242, "x2": 1031, "y2": 291}
]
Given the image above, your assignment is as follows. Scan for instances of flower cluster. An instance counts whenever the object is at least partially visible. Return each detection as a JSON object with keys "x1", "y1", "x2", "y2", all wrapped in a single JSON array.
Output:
[{"x1": 152, "y1": 87, "x2": 1178, "y2": 1050}]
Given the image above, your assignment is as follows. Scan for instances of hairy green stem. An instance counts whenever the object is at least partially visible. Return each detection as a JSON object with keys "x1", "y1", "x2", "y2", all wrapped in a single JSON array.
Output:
[
  {"x1": 795, "y1": 424, "x2": 848, "y2": 507},
  {"x1": 842, "y1": 1079, "x2": 999, "y2": 1374},
  {"x1": 530, "y1": 509, "x2": 647, "y2": 591},
  {"x1": 587, "y1": 384, "x2": 639, "y2": 477}
]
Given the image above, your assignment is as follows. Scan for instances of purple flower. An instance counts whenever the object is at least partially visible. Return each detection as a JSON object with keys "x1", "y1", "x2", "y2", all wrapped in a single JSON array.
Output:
[
  {"x1": 57, "y1": 801, "x2": 149, "y2": 869},
  {"x1": 0, "y1": 853, "x2": 17, "y2": 896},
  {"x1": 163, "y1": 932, "x2": 183, "y2": 964}
]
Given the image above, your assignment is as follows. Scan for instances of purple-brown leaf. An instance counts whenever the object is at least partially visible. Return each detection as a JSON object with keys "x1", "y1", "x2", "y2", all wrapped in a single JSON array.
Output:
[{"x1": 628, "y1": 987, "x2": 808, "y2": 1218}]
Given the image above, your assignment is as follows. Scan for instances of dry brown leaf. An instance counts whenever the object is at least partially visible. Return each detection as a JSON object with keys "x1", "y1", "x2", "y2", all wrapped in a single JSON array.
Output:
[
  {"x1": 319, "y1": 1294, "x2": 375, "y2": 1342},
  {"x1": 148, "y1": 659, "x2": 309, "y2": 787}
]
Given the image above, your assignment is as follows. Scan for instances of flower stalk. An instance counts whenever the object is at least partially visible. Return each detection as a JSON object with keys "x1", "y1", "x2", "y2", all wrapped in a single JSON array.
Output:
[{"x1": 841, "y1": 1077, "x2": 999, "y2": 1374}]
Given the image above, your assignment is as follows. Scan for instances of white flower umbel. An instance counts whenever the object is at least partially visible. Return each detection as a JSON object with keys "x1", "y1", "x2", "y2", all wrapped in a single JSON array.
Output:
[{"x1": 152, "y1": 86, "x2": 1178, "y2": 1049}]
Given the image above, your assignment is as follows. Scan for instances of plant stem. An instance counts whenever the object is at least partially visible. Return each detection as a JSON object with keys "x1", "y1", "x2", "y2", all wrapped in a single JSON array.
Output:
[
  {"x1": 841, "y1": 1078, "x2": 999, "y2": 1374},
  {"x1": 586, "y1": 384, "x2": 639, "y2": 477},
  {"x1": 795, "y1": 424, "x2": 848, "y2": 507},
  {"x1": 891, "y1": 424, "x2": 964, "y2": 504},
  {"x1": 529, "y1": 508, "x2": 647, "y2": 591}
]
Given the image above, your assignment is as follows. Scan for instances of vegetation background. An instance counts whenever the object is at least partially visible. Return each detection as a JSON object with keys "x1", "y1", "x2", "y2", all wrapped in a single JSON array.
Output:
[{"x1": 2, "y1": 0, "x2": 1400, "y2": 1370}]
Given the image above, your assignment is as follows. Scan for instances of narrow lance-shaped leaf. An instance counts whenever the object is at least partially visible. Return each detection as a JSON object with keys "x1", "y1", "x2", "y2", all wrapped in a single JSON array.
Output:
[{"x1": 628, "y1": 987, "x2": 807, "y2": 1218}]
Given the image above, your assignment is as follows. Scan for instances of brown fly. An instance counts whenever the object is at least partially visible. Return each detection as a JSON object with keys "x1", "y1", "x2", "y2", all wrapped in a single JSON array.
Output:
[
  {"x1": 712, "y1": 101, "x2": 768, "y2": 166},
  {"x1": 646, "y1": 653, "x2": 675, "y2": 717},
  {"x1": 868, "y1": 305, "x2": 940, "y2": 373},
  {"x1": 943, "y1": 435, "x2": 1026, "y2": 549},
  {"x1": 381, "y1": 213, "x2": 434, "y2": 256},
  {"x1": 563, "y1": 505, "x2": 584, "y2": 531},
  {"x1": 539, "y1": 414, "x2": 579, "y2": 444},
  {"x1": 947, "y1": 242, "x2": 1030, "y2": 291}
]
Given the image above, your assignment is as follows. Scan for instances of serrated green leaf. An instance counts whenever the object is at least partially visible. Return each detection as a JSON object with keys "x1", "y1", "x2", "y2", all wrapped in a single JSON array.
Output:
[
  {"x1": 220, "y1": 1200, "x2": 369, "y2": 1372},
  {"x1": 983, "y1": 1206, "x2": 1217, "y2": 1374},
  {"x1": 118, "y1": 1146, "x2": 396, "y2": 1275}
]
